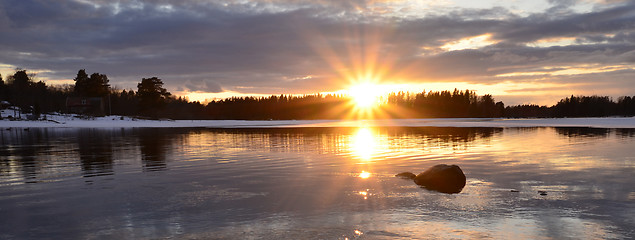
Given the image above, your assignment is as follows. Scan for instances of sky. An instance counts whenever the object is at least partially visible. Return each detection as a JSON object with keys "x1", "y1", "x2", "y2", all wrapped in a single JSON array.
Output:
[{"x1": 1, "y1": 0, "x2": 634, "y2": 105}]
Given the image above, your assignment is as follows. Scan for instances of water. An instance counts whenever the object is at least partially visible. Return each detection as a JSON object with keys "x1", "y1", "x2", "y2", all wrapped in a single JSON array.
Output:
[{"x1": 1, "y1": 127, "x2": 634, "y2": 239}]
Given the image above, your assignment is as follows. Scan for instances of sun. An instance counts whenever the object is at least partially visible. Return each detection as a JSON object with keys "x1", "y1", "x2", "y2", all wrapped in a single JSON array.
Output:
[{"x1": 348, "y1": 83, "x2": 383, "y2": 109}]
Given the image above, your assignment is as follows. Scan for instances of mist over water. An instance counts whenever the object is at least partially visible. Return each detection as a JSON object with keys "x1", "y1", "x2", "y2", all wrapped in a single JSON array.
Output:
[{"x1": 1, "y1": 127, "x2": 634, "y2": 239}]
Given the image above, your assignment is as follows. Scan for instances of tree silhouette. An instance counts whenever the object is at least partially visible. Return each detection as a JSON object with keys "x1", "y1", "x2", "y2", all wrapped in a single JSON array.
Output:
[
  {"x1": 110, "y1": 89, "x2": 138, "y2": 116},
  {"x1": 504, "y1": 104, "x2": 552, "y2": 118},
  {"x1": 73, "y1": 69, "x2": 110, "y2": 97},
  {"x1": 617, "y1": 96, "x2": 635, "y2": 116},
  {"x1": 73, "y1": 69, "x2": 89, "y2": 96},
  {"x1": 552, "y1": 95, "x2": 616, "y2": 117},
  {"x1": 5, "y1": 70, "x2": 46, "y2": 117},
  {"x1": 0, "y1": 74, "x2": 6, "y2": 103},
  {"x1": 8, "y1": 70, "x2": 31, "y2": 89},
  {"x1": 137, "y1": 77, "x2": 171, "y2": 117}
]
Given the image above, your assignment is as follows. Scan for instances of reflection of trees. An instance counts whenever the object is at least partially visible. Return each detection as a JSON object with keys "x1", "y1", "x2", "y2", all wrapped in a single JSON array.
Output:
[
  {"x1": 77, "y1": 129, "x2": 114, "y2": 177},
  {"x1": 137, "y1": 129, "x2": 171, "y2": 171},
  {"x1": 555, "y1": 127, "x2": 635, "y2": 141},
  {"x1": 8, "y1": 147, "x2": 39, "y2": 183},
  {"x1": 203, "y1": 127, "x2": 501, "y2": 154},
  {"x1": 615, "y1": 128, "x2": 635, "y2": 138},
  {"x1": 555, "y1": 128, "x2": 613, "y2": 138},
  {"x1": 0, "y1": 129, "x2": 51, "y2": 183},
  {"x1": 380, "y1": 127, "x2": 501, "y2": 143}
]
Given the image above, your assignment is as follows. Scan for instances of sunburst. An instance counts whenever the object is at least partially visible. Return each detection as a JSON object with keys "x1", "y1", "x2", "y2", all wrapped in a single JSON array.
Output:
[{"x1": 348, "y1": 83, "x2": 383, "y2": 109}]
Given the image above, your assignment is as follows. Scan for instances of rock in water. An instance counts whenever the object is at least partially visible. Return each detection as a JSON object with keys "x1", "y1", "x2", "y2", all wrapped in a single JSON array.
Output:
[
  {"x1": 413, "y1": 164, "x2": 466, "y2": 194},
  {"x1": 395, "y1": 172, "x2": 416, "y2": 179}
]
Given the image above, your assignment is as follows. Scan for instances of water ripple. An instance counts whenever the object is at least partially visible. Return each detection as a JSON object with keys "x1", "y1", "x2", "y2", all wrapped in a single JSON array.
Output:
[{"x1": 0, "y1": 127, "x2": 633, "y2": 239}]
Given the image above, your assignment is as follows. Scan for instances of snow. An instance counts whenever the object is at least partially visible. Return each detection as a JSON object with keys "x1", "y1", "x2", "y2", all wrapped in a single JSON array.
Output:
[{"x1": 1, "y1": 109, "x2": 634, "y2": 129}]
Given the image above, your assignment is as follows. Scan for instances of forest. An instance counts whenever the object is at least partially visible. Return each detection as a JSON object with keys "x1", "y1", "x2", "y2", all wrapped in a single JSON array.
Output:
[{"x1": 1, "y1": 69, "x2": 634, "y2": 120}]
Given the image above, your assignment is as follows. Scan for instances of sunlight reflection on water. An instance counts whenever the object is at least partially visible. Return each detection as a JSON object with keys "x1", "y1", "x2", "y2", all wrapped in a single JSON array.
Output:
[
  {"x1": 0, "y1": 127, "x2": 634, "y2": 239},
  {"x1": 358, "y1": 171, "x2": 371, "y2": 179},
  {"x1": 351, "y1": 127, "x2": 377, "y2": 161}
]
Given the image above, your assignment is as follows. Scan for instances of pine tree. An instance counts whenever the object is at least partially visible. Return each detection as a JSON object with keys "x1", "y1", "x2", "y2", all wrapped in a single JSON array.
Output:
[
  {"x1": 137, "y1": 77, "x2": 171, "y2": 116},
  {"x1": 73, "y1": 69, "x2": 110, "y2": 97},
  {"x1": 73, "y1": 69, "x2": 89, "y2": 96}
]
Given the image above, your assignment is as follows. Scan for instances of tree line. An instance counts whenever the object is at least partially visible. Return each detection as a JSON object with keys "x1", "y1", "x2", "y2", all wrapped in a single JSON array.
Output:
[
  {"x1": 1, "y1": 69, "x2": 634, "y2": 120},
  {"x1": 504, "y1": 96, "x2": 635, "y2": 118},
  {"x1": 204, "y1": 90, "x2": 505, "y2": 119},
  {"x1": 0, "y1": 69, "x2": 199, "y2": 119},
  {"x1": 382, "y1": 90, "x2": 505, "y2": 118}
]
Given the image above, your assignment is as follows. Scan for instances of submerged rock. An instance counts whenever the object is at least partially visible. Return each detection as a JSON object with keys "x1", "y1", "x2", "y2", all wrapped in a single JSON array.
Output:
[
  {"x1": 395, "y1": 172, "x2": 416, "y2": 179},
  {"x1": 397, "y1": 164, "x2": 466, "y2": 194}
]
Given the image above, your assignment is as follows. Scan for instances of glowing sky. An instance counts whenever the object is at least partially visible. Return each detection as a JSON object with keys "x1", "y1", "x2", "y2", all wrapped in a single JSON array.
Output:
[{"x1": 1, "y1": 0, "x2": 634, "y2": 105}]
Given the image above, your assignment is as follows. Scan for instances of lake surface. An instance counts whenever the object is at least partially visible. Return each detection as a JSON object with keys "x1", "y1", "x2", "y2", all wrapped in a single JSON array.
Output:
[{"x1": 1, "y1": 127, "x2": 634, "y2": 239}]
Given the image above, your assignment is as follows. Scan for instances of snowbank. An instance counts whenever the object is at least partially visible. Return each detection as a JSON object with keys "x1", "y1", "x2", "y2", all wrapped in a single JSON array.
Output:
[{"x1": 1, "y1": 110, "x2": 634, "y2": 129}]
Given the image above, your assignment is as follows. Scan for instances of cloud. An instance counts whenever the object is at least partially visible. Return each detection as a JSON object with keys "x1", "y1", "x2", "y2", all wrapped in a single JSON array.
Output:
[
  {"x1": 0, "y1": 0, "x2": 633, "y2": 103},
  {"x1": 184, "y1": 80, "x2": 223, "y2": 93}
]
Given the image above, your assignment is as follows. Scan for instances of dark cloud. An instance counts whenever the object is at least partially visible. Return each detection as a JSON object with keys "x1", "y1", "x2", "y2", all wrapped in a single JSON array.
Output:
[
  {"x1": 495, "y1": 3, "x2": 635, "y2": 44},
  {"x1": 0, "y1": 0, "x2": 633, "y2": 101}
]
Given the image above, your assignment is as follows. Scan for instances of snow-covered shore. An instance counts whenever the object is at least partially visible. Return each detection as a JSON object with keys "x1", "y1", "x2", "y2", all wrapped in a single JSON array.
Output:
[{"x1": 1, "y1": 110, "x2": 634, "y2": 129}]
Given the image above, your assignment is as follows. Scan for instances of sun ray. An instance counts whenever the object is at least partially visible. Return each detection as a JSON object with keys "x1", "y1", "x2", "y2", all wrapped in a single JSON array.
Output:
[{"x1": 299, "y1": 20, "x2": 425, "y2": 120}]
